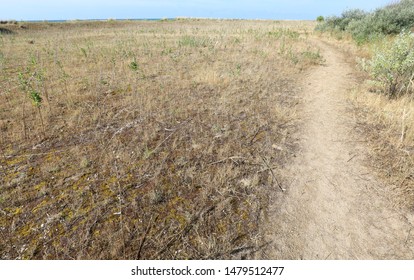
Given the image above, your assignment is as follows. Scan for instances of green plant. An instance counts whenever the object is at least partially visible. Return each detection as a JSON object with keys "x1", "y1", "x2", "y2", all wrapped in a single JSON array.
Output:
[
  {"x1": 129, "y1": 59, "x2": 139, "y2": 71},
  {"x1": 29, "y1": 90, "x2": 42, "y2": 106},
  {"x1": 316, "y1": 9, "x2": 367, "y2": 32},
  {"x1": 301, "y1": 48, "x2": 324, "y2": 65},
  {"x1": 18, "y1": 67, "x2": 45, "y2": 135},
  {"x1": 178, "y1": 35, "x2": 213, "y2": 48},
  {"x1": 80, "y1": 47, "x2": 88, "y2": 58},
  {"x1": 234, "y1": 63, "x2": 242, "y2": 75},
  {"x1": 317, "y1": 1, "x2": 414, "y2": 43},
  {"x1": 361, "y1": 31, "x2": 414, "y2": 97},
  {"x1": 316, "y1": 16, "x2": 325, "y2": 22}
]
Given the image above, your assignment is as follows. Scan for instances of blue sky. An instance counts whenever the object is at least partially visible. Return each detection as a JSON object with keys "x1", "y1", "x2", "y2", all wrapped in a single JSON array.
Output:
[{"x1": 1, "y1": 0, "x2": 391, "y2": 21}]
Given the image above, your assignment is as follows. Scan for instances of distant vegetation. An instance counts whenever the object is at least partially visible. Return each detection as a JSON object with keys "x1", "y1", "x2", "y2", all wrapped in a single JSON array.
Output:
[
  {"x1": 317, "y1": 0, "x2": 414, "y2": 98},
  {"x1": 0, "y1": 20, "x2": 18, "y2": 34},
  {"x1": 0, "y1": 20, "x2": 18, "y2": 25},
  {"x1": 316, "y1": 0, "x2": 414, "y2": 44},
  {"x1": 316, "y1": 16, "x2": 324, "y2": 23}
]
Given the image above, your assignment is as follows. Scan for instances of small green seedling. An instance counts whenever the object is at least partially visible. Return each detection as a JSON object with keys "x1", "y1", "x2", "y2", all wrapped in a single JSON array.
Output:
[
  {"x1": 129, "y1": 59, "x2": 139, "y2": 71},
  {"x1": 30, "y1": 90, "x2": 42, "y2": 107}
]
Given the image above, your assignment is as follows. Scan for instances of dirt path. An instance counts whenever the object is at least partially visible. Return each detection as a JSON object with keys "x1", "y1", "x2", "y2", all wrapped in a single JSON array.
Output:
[{"x1": 265, "y1": 39, "x2": 414, "y2": 259}]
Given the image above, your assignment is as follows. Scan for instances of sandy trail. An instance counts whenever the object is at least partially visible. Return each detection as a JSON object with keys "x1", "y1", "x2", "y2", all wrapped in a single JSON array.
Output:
[{"x1": 265, "y1": 39, "x2": 414, "y2": 259}]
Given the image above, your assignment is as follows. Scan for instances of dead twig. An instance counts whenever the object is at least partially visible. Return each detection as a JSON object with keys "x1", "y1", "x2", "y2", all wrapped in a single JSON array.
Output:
[
  {"x1": 149, "y1": 120, "x2": 191, "y2": 157},
  {"x1": 209, "y1": 156, "x2": 246, "y2": 165},
  {"x1": 259, "y1": 153, "x2": 285, "y2": 192},
  {"x1": 150, "y1": 205, "x2": 214, "y2": 259},
  {"x1": 249, "y1": 126, "x2": 266, "y2": 145},
  {"x1": 258, "y1": 165, "x2": 278, "y2": 173},
  {"x1": 4, "y1": 149, "x2": 68, "y2": 159},
  {"x1": 401, "y1": 108, "x2": 409, "y2": 143},
  {"x1": 137, "y1": 214, "x2": 159, "y2": 260},
  {"x1": 150, "y1": 211, "x2": 200, "y2": 259},
  {"x1": 347, "y1": 154, "x2": 357, "y2": 162}
]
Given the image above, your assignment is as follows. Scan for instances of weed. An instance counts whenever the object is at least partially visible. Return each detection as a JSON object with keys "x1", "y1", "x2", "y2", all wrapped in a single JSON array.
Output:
[
  {"x1": 29, "y1": 90, "x2": 42, "y2": 106},
  {"x1": 129, "y1": 59, "x2": 139, "y2": 71},
  {"x1": 18, "y1": 68, "x2": 45, "y2": 135},
  {"x1": 80, "y1": 47, "x2": 88, "y2": 58}
]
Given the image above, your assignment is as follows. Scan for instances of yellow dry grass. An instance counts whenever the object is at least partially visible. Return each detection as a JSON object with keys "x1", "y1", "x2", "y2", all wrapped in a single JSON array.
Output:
[
  {"x1": 0, "y1": 19, "x2": 321, "y2": 259},
  {"x1": 350, "y1": 88, "x2": 414, "y2": 210}
]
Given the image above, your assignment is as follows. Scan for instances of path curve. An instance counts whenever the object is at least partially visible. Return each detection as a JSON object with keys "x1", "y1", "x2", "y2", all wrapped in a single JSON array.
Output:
[{"x1": 265, "y1": 39, "x2": 414, "y2": 259}]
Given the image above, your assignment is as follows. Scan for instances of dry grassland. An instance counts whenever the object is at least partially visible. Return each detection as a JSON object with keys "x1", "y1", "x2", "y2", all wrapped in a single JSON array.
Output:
[{"x1": 0, "y1": 20, "x2": 321, "y2": 259}]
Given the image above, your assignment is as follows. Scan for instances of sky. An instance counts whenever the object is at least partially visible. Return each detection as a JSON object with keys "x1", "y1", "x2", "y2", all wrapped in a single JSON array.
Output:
[{"x1": 0, "y1": 0, "x2": 391, "y2": 21}]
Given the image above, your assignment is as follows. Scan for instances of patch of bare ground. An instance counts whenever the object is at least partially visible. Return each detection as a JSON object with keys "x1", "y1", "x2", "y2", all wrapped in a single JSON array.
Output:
[{"x1": 263, "y1": 38, "x2": 414, "y2": 259}]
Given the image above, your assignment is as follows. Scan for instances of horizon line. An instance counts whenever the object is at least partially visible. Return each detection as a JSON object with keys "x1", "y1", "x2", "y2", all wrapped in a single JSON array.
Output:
[{"x1": 1, "y1": 17, "x2": 316, "y2": 22}]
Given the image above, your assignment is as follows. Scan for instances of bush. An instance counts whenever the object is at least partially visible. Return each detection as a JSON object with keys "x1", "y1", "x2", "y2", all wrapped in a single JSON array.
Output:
[
  {"x1": 348, "y1": 0, "x2": 414, "y2": 43},
  {"x1": 316, "y1": 16, "x2": 325, "y2": 22},
  {"x1": 340, "y1": 9, "x2": 368, "y2": 30},
  {"x1": 0, "y1": 27, "x2": 14, "y2": 35},
  {"x1": 316, "y1": 0, "x2": 414, "y2": 43},
  {"x1": 361, "y1": 31, "x2": 414, "y2": 97},
  {"x1": 316, "y1": 9, "x2": 367, "y2": 32},
  {"x1": 374, "y1": 0, "x2": 414, "y2": 34}
]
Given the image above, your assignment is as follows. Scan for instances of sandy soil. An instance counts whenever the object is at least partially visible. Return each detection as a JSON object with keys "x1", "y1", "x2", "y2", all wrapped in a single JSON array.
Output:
[{"x1": 264, "y1": 39, "x2": 414, "y2": 259}]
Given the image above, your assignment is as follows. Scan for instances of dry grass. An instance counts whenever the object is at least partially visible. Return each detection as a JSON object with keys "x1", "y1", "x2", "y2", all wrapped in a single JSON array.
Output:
[
  {"x1": 0, "y1": 19, "x2": 320, "y2": 259},
  {"x1": 350, "y1": 88, "x2": 414, "y2": 211}
]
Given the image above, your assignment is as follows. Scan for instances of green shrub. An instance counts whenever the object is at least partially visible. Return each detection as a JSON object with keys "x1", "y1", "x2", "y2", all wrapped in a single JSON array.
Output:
[
  {"x1": 316, "y1": 9, "x2": 367, "y2": 32},
  {"x1": 347, "y1": 1, "x2": 414, "y2": 43},
  {"x1": 316, "y1": 16, "x2": 325, "y2": 22},
  {"x1": 374, "y1": 0, "x2": 414, "y2": 34},
  {"x1": 340, "y1": 9, "x2": 368, "y2": 30},
  {"x1": 361, "y1": 31, "x2": 414, "y2": 97},
  {"x1": 316, "y1": 0, "x2": 414, "y2": 43}
]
